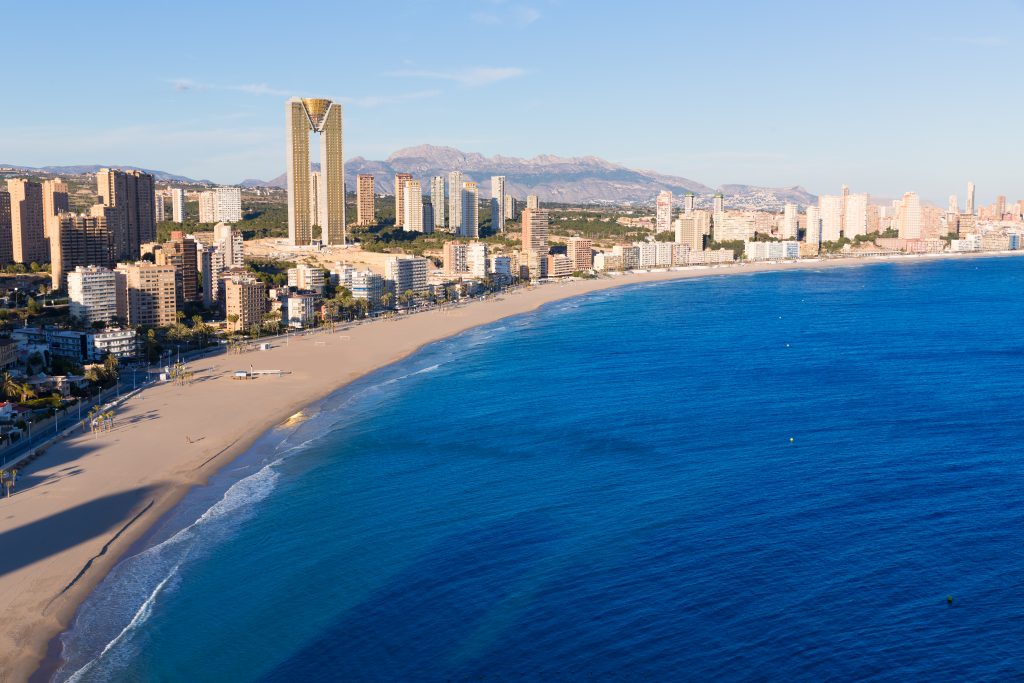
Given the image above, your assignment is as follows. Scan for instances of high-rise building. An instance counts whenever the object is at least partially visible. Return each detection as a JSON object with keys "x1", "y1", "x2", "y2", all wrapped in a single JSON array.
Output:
[
  {"x1": 199, "y1": 245, "x2": 225, "y2": 309},
  {"x1": 403, "y1": 180, "x2": 423, "y2": 232},
  {"x1": 491, "y1": 176, "x2": 506, "y2": 233},
  {"x1": 356, "y1": 174, "x2": 375, "y2": 226},
  {"x1": 443, "y1": 241, "x2": 469, "y2": 275},
  {"x1": 844, "y1": 193, "x2": 869, "y2": 238},
  {"x1": 96, "y1": 168, "x2": 156, "y2": 260},
  {"x1": 198, "y1": 191, "x2": 217, "y2": 223},
  {"x1": 287, "y1": 263, "x2": 326, "y2": 294},
  {"x1": 713, "y1": 193, "x2": 725, "y2": 215},
  {"x1": 526, "y1": 194, "x2": 539, "y2": 210},
  {"x1": 155, "y1": 193, "x2": 166, "y2": 223},
  {"x1": 214, "y1": 187, "x2": 242, "y2": 223},
  {"x1": 68, "y1": 266, "x2": 119, "y2": 326},
  {"x1": 504, "y1": 194, "x2": 515, "y2": 220},
  {"x1": 224, "y1": 275, "x2": 267, "y2": 332},
  {"x1": 394, "y1": 172, "x2": 413, "y2": 229},
  {"x1": 422, "y1": 198, "x2": 434, "y2": 234},
  {"x1": 897, "y1": 192, "x2": 922, "y2": 239},
  {"x1": 41, "y1": 178, "x2": 69, "y2": 244},
  {"x1": 213, "y1": 222, "x2": 244, "y2": 268},
  {"x1": 385, "y1": 256, "x2": 429, "y2": 298},
  {"x1": 115, "y1": 262, "x2": 177, "y2": 327},
  {"x1": 460, "y1": 182, "x2": 479, "y2": 238},
  {"x1": 171, "y1": 188, "x2": 185, "y2": 223},
  {"x1": 467, "y1": 242, "x2": 488, "y2": 278},
  {"x1": 566, "y1": 237, "x2": 594, "y2": 271},
  {"x1": 50, "y1": 213, "x2": 114, "y2": 290},
  {"x1": 351, "y1": 270, "x2": 385, "y2": 310},
  {"x1": 156, "y1": 231, "x2": 199, "y2": 305},
  {"x1": 683, "y1": 193, "x2": 695, "y2": 215},
  {"x1": 6, "y1": 179, "x2": 47, "y2": 264},
  {"x1": 0, "y1": 189, "x2": 12, "y2": 265},
  {"x1": 286, "y1": 97, "x2": 345, "y2": 245},
  {"x1": 995, "y1": 195, "x2": 1007, "y2": 219},
  {"x1": 430, "y1": 176, "x2": 446, "y2": 229},
  {"x1": 966, "y1": 182, "x2": 975, "y2": 215},
  {"x1": 948, "y1": 194, "x2": 959, "y2": 214},
  {"x1": 521, "y1": 208, "x2": 549, "y2": 254},
  {"x1": 656, "y1": 191, "x2": 673, "y2": 232},
  {"x1": 448, "y1": 171, "x2": 464, "y2": 229},
  {"x1": 675, "y1": 216, "x2": 700, "y2": 250},
  {"x1": 781, "y1": 203, "x2": 798, "y2": 240},
  {"x1": 805, "y1": 206, "x2": 821, "y2": 247},
  {"x1": 818, "y1": 195, "x2": 843, "y2": 242}
]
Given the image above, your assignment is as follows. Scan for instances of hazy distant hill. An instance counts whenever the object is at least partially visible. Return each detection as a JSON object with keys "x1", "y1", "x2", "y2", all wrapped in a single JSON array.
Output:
[
  {"x1": 243, "y1": 145, "x2": 817, "y2": 209},
  {"x1": 0, "y1": 163, "x2": 208, "y2": 184}
]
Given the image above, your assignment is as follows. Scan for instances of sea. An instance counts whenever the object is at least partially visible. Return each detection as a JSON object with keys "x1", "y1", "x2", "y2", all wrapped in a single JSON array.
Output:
[{"x1": 52, "y1": 256, "x2": 1024, "y2": 682}]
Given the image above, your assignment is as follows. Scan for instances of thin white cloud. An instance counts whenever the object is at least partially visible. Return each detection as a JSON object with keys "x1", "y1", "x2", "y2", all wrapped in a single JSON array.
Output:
[
  {"x1": 952, "y1": 35, "x2": 1004, "y2": 47},
  {"x1": 472, "y1": 3, "x2": 540, "y2": 27},
  {"x1": 169, "y1": 78, "x2": 290, "y2": 97},
  {"x1": 385, "y1": 67, "x2": 525, "y2": 88},
  {"x1": 338, "y1": 90, "x2": 442, "y2": 108}
]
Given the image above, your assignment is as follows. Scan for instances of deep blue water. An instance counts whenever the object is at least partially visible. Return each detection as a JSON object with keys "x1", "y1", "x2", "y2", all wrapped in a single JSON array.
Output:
[{"x1": 57, "y1": 257, "x2": 1024, "y2": 681}]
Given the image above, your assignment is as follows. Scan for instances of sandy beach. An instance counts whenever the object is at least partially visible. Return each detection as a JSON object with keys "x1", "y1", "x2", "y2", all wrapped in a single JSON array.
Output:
[{"x1": 0, "y1": 251, "x2": 1018, "y2": 681}]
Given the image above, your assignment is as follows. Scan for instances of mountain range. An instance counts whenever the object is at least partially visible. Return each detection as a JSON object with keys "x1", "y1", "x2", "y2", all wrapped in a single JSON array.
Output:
[
  {"x1": 242, "y1": 145, "x2": 817, "y2": 209},
  {"x1": 4, "y1": 146, "x2": 817, "y2": 208}
]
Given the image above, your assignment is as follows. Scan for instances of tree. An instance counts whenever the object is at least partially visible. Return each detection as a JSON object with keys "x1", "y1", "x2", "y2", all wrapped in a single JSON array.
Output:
[
  {"x1": 103, "y1": 354, "x2": 120, "y2": 381},
  {"x1": 1, "y1": 372, "x2": 20, "y2": 401},
  {"x1": 380, "y1": 292, "x2": 394, "y2": 310}
]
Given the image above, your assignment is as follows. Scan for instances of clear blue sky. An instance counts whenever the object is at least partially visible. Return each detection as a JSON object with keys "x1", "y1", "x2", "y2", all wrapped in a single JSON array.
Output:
[{"x1": 2, "y1": 0, "x2": 1021, "y2": 203}]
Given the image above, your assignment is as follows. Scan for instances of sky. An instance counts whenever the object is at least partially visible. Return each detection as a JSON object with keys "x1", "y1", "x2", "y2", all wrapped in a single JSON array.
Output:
[{"x1": 2, "y1": 0, "x2": 1022, "y2": 203}]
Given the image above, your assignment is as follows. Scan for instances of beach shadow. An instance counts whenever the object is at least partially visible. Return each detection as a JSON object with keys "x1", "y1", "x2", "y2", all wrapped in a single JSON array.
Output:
[{"x1": 0, "y1": 485, "x2": 156, "y2": 577}]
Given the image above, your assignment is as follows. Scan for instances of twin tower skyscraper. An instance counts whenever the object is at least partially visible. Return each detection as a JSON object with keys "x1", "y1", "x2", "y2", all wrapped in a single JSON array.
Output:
[{"x1": 285, "y1": 97, "x2": 345, "y2": 246}]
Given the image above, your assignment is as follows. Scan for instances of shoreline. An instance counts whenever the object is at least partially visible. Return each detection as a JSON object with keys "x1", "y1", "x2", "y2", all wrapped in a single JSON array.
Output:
[{"x1": 2, "y1": 250, "x2": 1021, "y2": 681}]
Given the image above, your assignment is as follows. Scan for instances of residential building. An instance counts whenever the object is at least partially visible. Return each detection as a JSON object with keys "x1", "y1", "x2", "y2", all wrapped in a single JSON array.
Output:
[
  {"x1": 713, "y1": 214, "x2": 755, "y2": 242},
  {"x1": 6, "y1": 179, "x2": 47, "y2": 263},
  {"x1": 443, "y1": 241, "x2": 469, "y2": 275},
  {"x1": 198, "y1": 190, "x2": 217, "y2": 223},
  {"x1": 467, "y1": 242, "x2": 488, "y2": 278},
  {"x1": 448, "y1": 171, "x2": 464, "y2": 229},
  {"x1": 50, "y1": 213, "x2": 114, "y2": 290},
  {"x1": 282, "y1": 293, "x2": 317, "y2": 328},
  {"x1": 966, "y1": 181, "x2": 975, "y2": 215},
  {"x1": 819, "y1": 195, "x2": 843, "y2": 242},
  {"x1": 224, "y1": 275, "x2": 268, "y2": 332},
  {"x1": 356, "y1": 174, "x2": 375, "y2": 226},
  {"x1": 385, "y1": 256, "x2": 429, "y2": 298},
  {"x1": 526, "y1": 194, "x2": 539, "y2": 210},
  {"x1": 504, "y1": 194, "x2": 516, "y2": 220},
  {"x1": 156, "y1": 232, "x2": 199, "y2": 305},
  {"x1": 199, "y1": 245, "x2": 224, "y2": 309},
  {"x1": 805, "y1": 206, "x2": 821, "y2": 247},
  {"x1": 155, "y1": 192, "x2": 166, "y2": 222},
  {"x1": 422, "y1": 198, "x2": 434, "y2": 234},
  {"x1": 115, "y1": 262, "x2": 177, "y2": 327},
  {"x1": 429, "y1": 176, "x2": 446, "y2": 229},
  {"x1": 897, "y1": 192, "x2": 922, "y2": 240},
  {"x1": 546, "y1": 253, "x2": 573, "y2": 278},
  {"x1": 745, "y1": 241, "x2": 800, "y2": 261},
  {"x1": 521, "y1": 208, "x2": 549, "y2": 253},
  {"x1": 656, "y1": 191, "x2": 673, "y2": 232},
  {"x1": 403, "y1": 179, "x2": 423, "y2": 232},
  {"x1": 781, "y1": 203, "x2": 798, "y2": 240},
  {"x1": 351, "y1": 270, "x2": 385, "y2": 310},
  {"x1": 460, "y1": 182, "x2": 479, "y2": 238},
  {"x1": 68, "y1": 266, "x2": 119, "y2": 325},
  {"x1": 213, "y1": 222, "x2": 244, "y2": 268},
  {"x1": 394, "y1": 172, "x2": 413, "y2": 229},
  {"x1": 286, "y1": 97, "x2": 345, "y2": 245},
  {"x1": 88, "y1": 328, "x2": 140, "y2": 361},
  {"x1": 674, "y1": 217, "x2": 702, "y2": 251},
  {"x1": 0, "y1": 189, "x2": 11, "y2": 265},
  {"x1": 713, "y1": 193, "x2": 725, "y2": 215},
  {"x1": 287, "y1": 264, "x2": 326, "y2": 294},
  {"x1": 844, "y1": 193, "x2": 869, "y2": 238},
  {"x1": 683, "y1": 193, "x2": 695, "y2": 215},
  {"x1": 171, "y1": 188, "x2": 185, "y2": 223},
  {"x1": 41, "y1": 178, "x2": 69, "y2": 243},
  {"x1": 566, "y1": 237, "x2": 594, "y2": 271},
  {"x1": 96, "y1": 168, "x2": 156, "y2": 260},
  {"x1": 491, "y1": 176, "x2": 506, "y2": 232}
]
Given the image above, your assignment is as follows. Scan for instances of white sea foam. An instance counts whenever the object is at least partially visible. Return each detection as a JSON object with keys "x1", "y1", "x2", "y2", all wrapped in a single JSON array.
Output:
[{"x1": 56, "y1": 460, "x2": 282, "y2": 681}]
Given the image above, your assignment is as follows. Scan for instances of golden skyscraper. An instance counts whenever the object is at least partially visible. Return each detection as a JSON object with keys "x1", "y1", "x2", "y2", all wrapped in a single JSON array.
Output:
[{"x1": 286, "y1": 98, "x2": 345, "y2": 246}]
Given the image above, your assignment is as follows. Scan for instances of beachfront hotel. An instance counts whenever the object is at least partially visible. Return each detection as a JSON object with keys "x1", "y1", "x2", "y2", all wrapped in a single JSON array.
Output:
[
  {"x1": 285, "y1": 97, "x2": 345, "y2": 246},
  {"x1": 115, "y1": 262, "x2": 177, "y2": 328},
  {"x1": 356, "y1": 174, "x2": 375, "y2": 226},
  {"x1": 224, "y1": 275, "x2": 269, "y2": 332}
]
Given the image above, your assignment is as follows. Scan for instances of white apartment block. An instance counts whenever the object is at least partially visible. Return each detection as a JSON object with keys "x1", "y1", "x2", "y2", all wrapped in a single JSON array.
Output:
[
  {"x1": 171, "y1": 188, "x2": 185, "y2": 223},
  {"x1": 68, "y1": 265, "x2": 118, "y2": 325},
  {"x1": 403, "y1": 180, "x2": 423, "y2": 232},
  {"x1": 430, "y1": 176, "x2": 446, "y2": 229},
  {"x1": 287, "y1": 264, "x2": 326, "y2": 294},
  {"x1": 745, "y1": 241, "x2": 800, "y2": 261},
  {"x1": 385, "y1": 256, "x2": 429, "y2": 297},
  {"x1": 491, "y1": 176, "x2": 506, "y2": 232},
  {"x1": 467, "y1": 242, "x2": 488, "y2": 278},
  {"x1": 656, "y1": 191, "x2": 673, "y2": 232},
  {"x1": 819, "y1": 195, "x2": 843, "y2": 242}
]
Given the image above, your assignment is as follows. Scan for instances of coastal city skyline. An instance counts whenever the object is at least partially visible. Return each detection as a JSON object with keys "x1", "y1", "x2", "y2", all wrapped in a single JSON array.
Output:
[
  {"x1": 3, "y1": 2, "x2": 1024, "y2": 681},
  {"x1": 2, "y1": 1, "x2": 1023, "y2": 202}
]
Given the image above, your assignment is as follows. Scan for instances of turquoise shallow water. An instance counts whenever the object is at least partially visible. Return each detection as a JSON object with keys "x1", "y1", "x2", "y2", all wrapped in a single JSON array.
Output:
[{"x1": 56, "y1": 257, "x2": 1024, "y2": 681}]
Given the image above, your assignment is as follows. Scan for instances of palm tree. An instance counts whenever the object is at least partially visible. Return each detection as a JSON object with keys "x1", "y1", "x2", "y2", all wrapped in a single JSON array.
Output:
[
  {"x1": 380, "y1": 292, "x2": 394, "y2": 311},
  {"x1": 1, "y1": 372, "x2": 19, "y2": 401}
]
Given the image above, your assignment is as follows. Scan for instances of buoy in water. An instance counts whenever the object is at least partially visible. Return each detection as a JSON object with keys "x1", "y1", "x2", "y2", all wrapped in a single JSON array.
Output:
[
  {"x1": 789, "y1": 437, "x2": 794, "y2": 443},
  {"x1": 947, "y1": 595, "x2": 953, "y2": 605}
]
